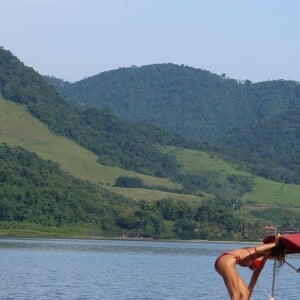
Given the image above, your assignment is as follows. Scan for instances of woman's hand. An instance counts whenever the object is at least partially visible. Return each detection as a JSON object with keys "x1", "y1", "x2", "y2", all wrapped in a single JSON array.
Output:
[{"x1": 255, "y1": 234, "x2": 281, "y2": 253}]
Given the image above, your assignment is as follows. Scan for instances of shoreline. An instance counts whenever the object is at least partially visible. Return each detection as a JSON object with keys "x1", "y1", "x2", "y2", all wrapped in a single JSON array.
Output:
[{"x1": 0, "y1": 234, "x2": 260, "y2": 244}]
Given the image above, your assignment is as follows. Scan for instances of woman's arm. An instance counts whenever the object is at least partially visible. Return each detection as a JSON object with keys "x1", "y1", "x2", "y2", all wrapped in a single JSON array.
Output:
[
  {"x1": 248, "y1": 267, "x2": 263, "y2": 297},
  {"x1": 248, "y1": 259, "x2": 266, "y2": 297},
  {"x1": 255, "y1": 242, "x2": 276, "y2": 254},
  {"x1": 255, "y1": 234, "x2": 281, "y2": 254}
]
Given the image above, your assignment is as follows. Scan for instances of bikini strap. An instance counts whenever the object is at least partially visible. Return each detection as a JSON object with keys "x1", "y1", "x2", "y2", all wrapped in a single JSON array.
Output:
[
  {"x1": 244, "y1": 247, "x2": 255, "y2": 260},
  {"x1": 224, "y1": 252, "x2": 240, "y2": 262}
]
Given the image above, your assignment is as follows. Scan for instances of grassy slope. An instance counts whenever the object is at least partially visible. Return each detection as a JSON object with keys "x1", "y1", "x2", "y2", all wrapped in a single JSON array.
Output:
[
  {"x1": 0, "y1": 97, "x2": 198, "y2": 202},
  {"x1": 2, "y1": 96, "x2": 299, "y2": 207},
  {"x1": 174, "y1": 148, "x2": 300, "y2": 207},
  {"x1": 106, "y1": 186, "x2": 208, "y2": 203}
]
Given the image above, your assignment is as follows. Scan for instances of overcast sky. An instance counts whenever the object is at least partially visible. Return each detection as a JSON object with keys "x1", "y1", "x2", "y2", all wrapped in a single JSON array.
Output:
[{"x1": 1, "y1": 0, "x2": 299, "y2": 82}]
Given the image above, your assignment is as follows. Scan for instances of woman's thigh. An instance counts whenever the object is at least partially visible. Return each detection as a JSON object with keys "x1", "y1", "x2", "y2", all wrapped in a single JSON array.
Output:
[{"x1": 219, "y1": 265, "x2": 241, "y2": 298}]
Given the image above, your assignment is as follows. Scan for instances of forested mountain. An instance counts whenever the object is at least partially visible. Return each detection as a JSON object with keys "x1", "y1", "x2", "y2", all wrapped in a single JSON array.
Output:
[
  {"x1": 47, "y1": 64, "x2": 300, "y2": 143},
  {"x1": 46, "y1": 64, "x2": 300, "y2": 183},
  {"x1": 0, "y1": 48, "x2": 185, "y2": 178},
  {"x1": 224, "y1": 108, "x2": 300, "y2": 166},
  {"x1": 1, "y1": 46, "x2": 299, "y2": 239},
  {"x1": 0, "y1": 46, "x2": 260, "y2": 239}
]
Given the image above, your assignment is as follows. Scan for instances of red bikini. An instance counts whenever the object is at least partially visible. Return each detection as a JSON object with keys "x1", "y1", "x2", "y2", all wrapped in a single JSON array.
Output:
[
  {"x1": 244, "y1": 247, "x2": 264, "y2": 270},
  {"x1": 214, "y1": 252, "x2": 240, "y2": 269},
  {"x1": 215, "y1": 247, "x2": 264, "y2": 271}
]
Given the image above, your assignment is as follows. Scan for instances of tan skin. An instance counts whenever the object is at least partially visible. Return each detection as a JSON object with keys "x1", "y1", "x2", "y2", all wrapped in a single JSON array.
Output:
[{"x1": 215, "y1": 236, "x2": 281, "y2": 300}]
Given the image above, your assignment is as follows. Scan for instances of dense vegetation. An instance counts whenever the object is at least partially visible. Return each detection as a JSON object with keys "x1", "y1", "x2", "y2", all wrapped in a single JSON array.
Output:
[
  {"x1": 0, "y1": 143, "x2": 131, "y2": 235},
  {"x1": 0, "y1": 143, "x2": 270, "y2": 240},
  {"x1": 200, "y1": 143, "x2": 300, "y2": 184},
  {"x1": 223, "y1": 111, "x2": 300, "y2": 182},
  {"x1": 0, "y1": 47, "x2": 264, "y2": 189},
  {"x1": 47, "y1": 65, "x2": 300, "y2": 183},
  {"x1": 0, "y1": 47, "x2": 182, "y2": 178},
  {"x1": 47, "y1": 64, "x2": 300, "y2": 144},
  {"x1": 0, "y1": 47, "x2": 299, "y2": 239},
  {"x1": 115, "y1": 176, "x2": 144, "y2": 188}
]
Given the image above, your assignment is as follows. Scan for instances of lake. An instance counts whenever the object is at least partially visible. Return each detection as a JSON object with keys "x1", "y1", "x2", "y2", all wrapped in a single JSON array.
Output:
[{"x1": 0, "y1": 238, "x2": 299, "y2": 299}]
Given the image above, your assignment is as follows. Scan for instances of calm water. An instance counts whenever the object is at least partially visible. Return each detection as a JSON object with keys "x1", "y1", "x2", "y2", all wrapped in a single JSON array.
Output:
[{"x1": 0, "y1": 238, "x2": 299, "y2": 299}]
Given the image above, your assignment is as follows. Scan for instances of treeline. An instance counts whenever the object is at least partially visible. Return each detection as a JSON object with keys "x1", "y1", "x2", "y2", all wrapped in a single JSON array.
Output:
[
  {"x1": 116, "y1": 198, "x2": 291, "y2": 240},
  {"x1": 0, "y1": 144, "x2": 297, "y2": 240}
]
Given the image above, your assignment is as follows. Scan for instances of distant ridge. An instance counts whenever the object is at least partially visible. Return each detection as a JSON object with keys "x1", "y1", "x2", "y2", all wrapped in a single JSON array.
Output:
[
  {"x1": 47, "y1": 63, "x2": 300, "y2": 143},
  {"x1": 46, "y1": 64, "x2": 300, "y2": 179}
]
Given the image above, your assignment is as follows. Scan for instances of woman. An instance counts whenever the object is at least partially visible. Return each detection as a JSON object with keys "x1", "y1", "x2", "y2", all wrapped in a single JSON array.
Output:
[{"x1": 214, "y1": 235, "x2": 285, "y2": 300}]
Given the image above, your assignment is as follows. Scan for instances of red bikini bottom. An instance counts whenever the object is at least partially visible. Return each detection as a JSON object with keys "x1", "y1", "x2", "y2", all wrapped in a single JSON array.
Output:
[{"x1": 215, "y1": 252, "x2": 240, "y2": 270}]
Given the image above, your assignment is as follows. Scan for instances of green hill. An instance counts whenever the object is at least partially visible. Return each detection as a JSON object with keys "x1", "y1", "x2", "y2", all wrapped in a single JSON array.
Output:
[
  {"x1": 0, "y1": 48, "x2": 188, "y2": 179},
  {"x1": 0, "y1": 96, "x2": 184, "y2": 194},
  {"x1": 224, "y1": 109, "x2": 300, "y2": 178},
  {"x1": 4, "y1": 93, "x2": 298, "y2": 208},
  {"x1": 1, "y1": 95, "x2": 299, "y2": 239},
  {"x1": 173, "y1": 148, "x2": 300, "y2": 207},
  {"x1": 47, "y1": 65, "x2": 300, "y2": 182},
  {"x1": 1, "y1": 47, "x2": 299, "y2": 239},
  {"x1": 48, "y1": 65, "x2": 300, "y2": 144},
  {"x1": 0, "y1": 143, "x2": 134, "y2": 237}
]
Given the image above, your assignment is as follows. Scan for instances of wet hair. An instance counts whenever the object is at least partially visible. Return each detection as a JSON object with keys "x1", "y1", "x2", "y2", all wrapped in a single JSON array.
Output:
[{"x1": 270, "y1": 241, "x2": 286, "y2": 267}]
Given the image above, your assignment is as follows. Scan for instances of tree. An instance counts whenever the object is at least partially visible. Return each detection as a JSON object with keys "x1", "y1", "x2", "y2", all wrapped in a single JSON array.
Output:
[{"x1": 115, "y1": 176, "x2": 144, "y2": 188}]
